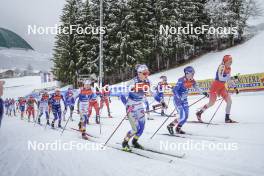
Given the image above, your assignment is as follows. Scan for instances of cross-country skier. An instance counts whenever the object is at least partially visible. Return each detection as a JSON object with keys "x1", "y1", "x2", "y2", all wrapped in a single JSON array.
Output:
[
  {"x1": 18, "y1": 97, "x2": 27, "y2": 119},
  {"x1": 26, "y1": 95, "x2": 37, "y2": 122},
  {"x1": 63, "y1": 88, "x2": 75, "y2": 121},
  {"x1": 0, "y1": 81, "x2": 4, "y2": 127},
  {"x1": 37, "y1": 91, "x2": 50, "y2": 125},
  {"x1": 99, "y1": 86, "x2": 112, "y2": 118},
  {"x1": 122, "y1": 64, "x2": 160, "y2": 151},
  {"x1": 9, "y1": 98, "x2": 16, "y2": 117},
  {"x1": 88, "y1": 83, "x2": 100, "y2": 124},
  {"x1": 167, "y1": 66, "x2": 209, "y2": 134},
  {"x1": 77, "y1": 80, "x2": 96, "y2": 139},
  {"x1": 50, "y1": 89, "x2": 65, "y2": 128},
  {"x1": 4, "y1": 98, "x2": 9, "y2": 116},
  {"x1": 15, "y1": 100, "x2": 19, "y2": 113},
  {"x1": 152, "y1": 76, "x2": 170, "y2": 116},
  {"x1": 196, "y1": 55, "x2": 239, "y2": 123}
]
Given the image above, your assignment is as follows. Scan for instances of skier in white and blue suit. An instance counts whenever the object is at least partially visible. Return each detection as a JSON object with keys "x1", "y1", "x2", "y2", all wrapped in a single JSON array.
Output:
[
  {"x1": 122, "y1": 64, "x2": 165, "y2": 151},
  {"x1": 167, "y1": 66, "x2": 209, "y2": 134}
]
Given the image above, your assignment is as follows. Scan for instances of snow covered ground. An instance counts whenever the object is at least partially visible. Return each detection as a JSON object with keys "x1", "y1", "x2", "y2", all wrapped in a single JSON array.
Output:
[
  {"x1": 1, "y1": 32, "x2": 264, "y2": 176},
  {"x1": 148, "y1": 31, "x2": 264, "y2": 84}
]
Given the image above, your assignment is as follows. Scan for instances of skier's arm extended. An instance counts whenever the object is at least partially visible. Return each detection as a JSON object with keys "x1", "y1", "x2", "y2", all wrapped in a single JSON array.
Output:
[{"x1": 193, "y1": 81, "x2": 209, "y2": 97}]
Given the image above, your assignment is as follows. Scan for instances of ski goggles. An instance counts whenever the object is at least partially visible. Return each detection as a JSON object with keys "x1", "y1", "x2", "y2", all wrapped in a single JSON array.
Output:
[{"x1": 141, "y1": 70, "x2": 150, "y2": 76}]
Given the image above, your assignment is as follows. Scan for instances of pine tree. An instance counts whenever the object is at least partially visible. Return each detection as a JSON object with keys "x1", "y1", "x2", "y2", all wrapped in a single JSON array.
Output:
[
  {"x1": 52, "y1": 0, "x2": 82, "y2": 87},
  {"x1": 76, "y1": 0, "x2": 99, "y2": 76}
]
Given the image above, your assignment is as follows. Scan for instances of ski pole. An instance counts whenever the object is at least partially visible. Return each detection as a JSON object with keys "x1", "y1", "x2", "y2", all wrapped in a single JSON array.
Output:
[
  {"x1": 145, "y1": 106, "x2": 162, "y2": 114},
  {"x1": 207, "y1": 83, "x2": 237, "y2": 127},
  {"x1": 104, "y1": 112, "x2": 129, "y2": 146},
  {"x1": 61, "y1": 114, "x2": 71, "y2": 136},
  {"x1": 207, "y1": 98, "x2": 224, "y2": 127},
  {"x1": 99, "y1": 112, "x2": 102, "y2": 135},
  {"x1": 167, "y1": 95, "x2": 172, "y2": 108},
  {"x1": 189, "y1": 95, "x2": 207, "y2": 108},
  {"x1": 150, "y1": 108, "x2": 176, "y2": 139},
  {"x1": 150, "y1": 95, "x2": 206, "y2": 139}
]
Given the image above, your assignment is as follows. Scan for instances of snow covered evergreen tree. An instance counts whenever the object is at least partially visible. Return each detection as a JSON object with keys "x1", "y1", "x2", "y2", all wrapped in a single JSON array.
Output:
[
  {"x1": 52, "y1": 0, "x2": 82, "y2": 87},
  {"x1": 76, "y1": 0, "x2": 99, "y2": 76}
]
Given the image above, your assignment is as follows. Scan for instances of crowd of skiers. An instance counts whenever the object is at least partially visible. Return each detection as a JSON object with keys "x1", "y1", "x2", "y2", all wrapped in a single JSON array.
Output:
[{"x1": 0, "y1": 54, "x2": 240, "y2": 151}]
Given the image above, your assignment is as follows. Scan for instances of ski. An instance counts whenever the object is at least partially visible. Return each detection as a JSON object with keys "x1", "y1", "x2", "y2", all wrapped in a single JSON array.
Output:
[
  {"x1": 70, "y1": 127, "x2": 98, "y2": 138},
  {"x1": 107, "y1": 144, "x2": 178, "y2": 163},
  {"x1": 107, "y1": 144, "x2": 153, "y2": 160},
  {"x1": 160, "y1": 132, "x2": 229, "y2": 140},
  {"x1": 183, "y1": 132, "x2": 229, "y2": 139},
  {"x1": 116, "y1": 142, "x2": 185, "y2": 159},
  {"x1": 187, "y1": 120, "x2": 219, "y2": 125},
  {"x1": 159, "y1": 133, "x2": 218, "y2": 142},
  {"x1": 152, "y1": 110, "x2": 177, "y2": 117}
]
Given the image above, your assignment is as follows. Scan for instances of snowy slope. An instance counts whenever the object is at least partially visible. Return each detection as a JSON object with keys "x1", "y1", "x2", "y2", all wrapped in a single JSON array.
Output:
[
  {"x1": 0, "y1": 49, "x2": 52, "y2": 71},
  {"x1": 1, "y1": 32, "x2": 264, "y2": 176},
  {"x1": 149, "y1": 31, "x2": 264, "y2": 84}
]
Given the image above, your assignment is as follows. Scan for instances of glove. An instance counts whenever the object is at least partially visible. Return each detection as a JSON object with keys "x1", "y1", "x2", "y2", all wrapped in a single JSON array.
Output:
[
  {"x1": 234, "y1": 87, "x2": 239, "y2": 94},
  {"x1": 231, "y1": 75, "x2": 239, "y2": 81},
  {"x1": 161, "y1": 101, "x2": 167, "y2": 108},
  {"x1": 77, "y1": 109, "x2": 80, "y2": 114},
  {"x1": 203, "y1": 92, "x2": 209, "y2": 98},
  {"x1": 127, "y1": 106, "x2": 134, "y2": 113}
]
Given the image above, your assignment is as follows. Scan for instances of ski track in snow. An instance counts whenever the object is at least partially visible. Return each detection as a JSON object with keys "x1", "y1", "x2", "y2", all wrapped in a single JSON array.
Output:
[{"x1": 1, "y1": 91, "x2": 264, "y2": 176}]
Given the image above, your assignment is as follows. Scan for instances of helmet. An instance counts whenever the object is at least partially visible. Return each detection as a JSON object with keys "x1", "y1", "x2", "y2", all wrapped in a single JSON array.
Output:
[
  {"x1": 184, "y1": 66, "x2": 195, "y2": 75},
  {"x1": 135, "y1": 64, "x2": 141, "y2": 71},
  {"x1": 137, "y1": 64, "x2": 149, "y2": 73},
  {"x1": 160, "y1": 75, "x2": 167, "y2": 81},
  {"x1": 223, "y1": 55, "x2": 232, "y2": 64},
  {"x1": 84, "y1": 80, "x2": 91, "y2": 85}
]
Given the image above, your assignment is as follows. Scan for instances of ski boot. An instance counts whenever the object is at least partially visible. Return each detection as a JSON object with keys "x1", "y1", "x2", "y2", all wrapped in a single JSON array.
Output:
[
  {"x1": 176, "y1": 126, "x2": 185, "y2": 134},
  {"x1": 132, "y1": 137, "x2": 143, "y2": 149},
  {"x1": 161, "y1": 109, "x2": 165, "y2": 116},
  {"x1": 46, "y1": 119, "x2": 50, "y2": 125},
  {"x1": 78, "y1": 121, "x2": 82, "y2": 130},
  {"x1": 167, "y1": 123, "x2": 175, "y2": 135},
  {"x1": 58, "y1": 120, "x2": 62, "y2": 128},
  {"x1": 51, "y1": 120, "x2": 55, "y2": 128},
  {"x1": 28, "y1": 117, "x2": 30, "y2": 122},
  {"x1": 37, "y1": 117, "x2": 41, "y2": 124},
  {"x1": 122, "y1": 140, "x2": 131, "y2": 152},
  {"x1": 81, "y1": 129, "x2": 89, "y2": 140},
  {"x1": 196, "y1": 110, "x2": 203, "y2": 122},
  {"x1": 225, "y1": 114, "x2": 237, "y2": 123},
  {"x1": 95, "y1": 115, "x2": 100, "y2": 124},
  {"x1": 108, "y1": 112, "x2": 112, "y2": 118}
]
